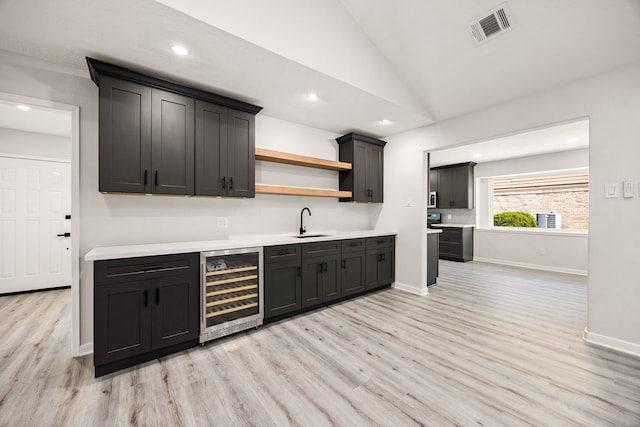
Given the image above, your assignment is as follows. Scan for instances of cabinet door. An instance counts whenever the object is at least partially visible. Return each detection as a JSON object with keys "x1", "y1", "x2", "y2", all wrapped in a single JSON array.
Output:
[
  {"x1": 341, "y1": 251, "x2": 366, "y2": 297},
  {"x1": 429, "y1": 169, "x2": 439, "y2": 194},
  {"x1": 195, "y1": 100, "x2": 227, "y2": 196},
  {"x1": 366, "y1": 144, "x2": 384, "y2": 202},
  {"x1": 437, "y1": 167, "x2": 454, "y2": 208},
  {"x1": 226, "y1": 110, "x2": 255, "y2": 198},
  {"x1": 365, "y1": 251, "x2": 381, "y2": 289},
  {"x1": 353, "y1": 142, "x2": 369, "y2": 201},
  {"x1": 151, "y1": 272, "x2": 199, "y2": 350},
  {"x1": 94, "y1": 280, "x2": 152, "y2": 365},
  {"x1": 321, "y1": 254, "x2": 342, "y2": 302},
  {"x1": 151, "y1": 89, "x2": 195, "y2": 195},
  {"x1": 99, "y1": 76, "x2": 151, "y2": 193},
  {"x1": 264, "y1": 259, "x2": 301, "y2": 319},
  {"x1": 378, "y1": 248, "x2": 395, "y2": 286},
  {"x1": 452, "y1": 165, "x2": 474, "y2": 209},
  {"x1": 301, "y1": 257, "x2": 323, "y2": 308}
]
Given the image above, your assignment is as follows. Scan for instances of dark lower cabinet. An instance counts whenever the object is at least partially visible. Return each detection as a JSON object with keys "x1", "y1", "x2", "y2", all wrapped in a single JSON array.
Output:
[
  {"x1": 437, "y1": 227, "x2": 474, "y2": 262},
  {"x1": 302, "y1": 241, "x2": 341, "y2": 308},
  {"x1": 94, "y1": 253, "x2": 199, "y2": 377},
  {"x1": 264, "y1": 245, "x2": 302, "y2": 319},
  {"x1": 341, "y1": 239, "x2": 366, "y2": 297},
  {"x1": 427, "y1": 232, "x2": 439, "y2": 286},
  {"x1": 365, "y1": 236, "x2": 395, "y2": 289}
]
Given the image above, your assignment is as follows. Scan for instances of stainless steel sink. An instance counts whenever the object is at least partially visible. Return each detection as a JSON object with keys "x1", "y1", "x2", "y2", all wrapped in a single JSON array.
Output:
[{"x1": 292, "y1": 234, "x2": 330, "y2": 239}]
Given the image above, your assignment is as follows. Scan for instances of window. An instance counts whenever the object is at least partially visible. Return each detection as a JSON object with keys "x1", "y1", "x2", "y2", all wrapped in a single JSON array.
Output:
[{"x1": 490, "y1": 170, "x2": 589, "y2": 230}]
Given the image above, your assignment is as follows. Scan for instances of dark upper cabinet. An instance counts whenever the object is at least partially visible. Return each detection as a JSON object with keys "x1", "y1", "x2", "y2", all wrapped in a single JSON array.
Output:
[
  {"x1": 195, "y1": 102, "x2": 255, "y2": 197},
  {"x1": 152, "y1": 90, "x2": 195, "y2": 195},
  {"x1": 433, "y1": 162, "x2": 476, "y2": 209},
  {"x1": 88, "y1": 57, "x2": 261, "y2": 197},
  {"x1": 98, "y1": 76, "x2": 152, "y2": 193},
  {"x1": 264, "y1": 245, "x2": 302, "y2": 319},
  {"x1": 337, "y1": 133, "x2": 387, "y2": 203},
  {"x1": 429, "y1": 168, "x2": 438, "y2": 194}
]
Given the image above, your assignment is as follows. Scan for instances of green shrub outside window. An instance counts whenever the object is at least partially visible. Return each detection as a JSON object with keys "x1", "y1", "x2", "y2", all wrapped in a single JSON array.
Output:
[{"x1": 493, "y1": 211, "x2": 538, "y2": 227}]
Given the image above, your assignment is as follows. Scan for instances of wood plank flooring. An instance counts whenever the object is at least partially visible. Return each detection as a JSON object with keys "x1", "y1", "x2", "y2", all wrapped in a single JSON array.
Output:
[{"x1": 1, "y1": 260, "x2": 639, "y2": 426}]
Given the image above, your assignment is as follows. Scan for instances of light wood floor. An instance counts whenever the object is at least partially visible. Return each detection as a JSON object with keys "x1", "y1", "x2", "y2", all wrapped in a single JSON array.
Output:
[{"x1": 1, "y1": 261, "x2": 639, "y2": 426}]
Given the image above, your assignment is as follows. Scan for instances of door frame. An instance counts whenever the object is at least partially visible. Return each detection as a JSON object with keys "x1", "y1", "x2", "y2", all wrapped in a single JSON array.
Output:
[{"x1": 0, "y1": 92, "x2": 81, "y2": 357}]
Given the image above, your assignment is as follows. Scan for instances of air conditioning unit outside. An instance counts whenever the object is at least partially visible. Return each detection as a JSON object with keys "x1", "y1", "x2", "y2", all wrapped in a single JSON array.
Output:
[{"x1": 537, "y1": 213, "x2": 561, "y2": 229}]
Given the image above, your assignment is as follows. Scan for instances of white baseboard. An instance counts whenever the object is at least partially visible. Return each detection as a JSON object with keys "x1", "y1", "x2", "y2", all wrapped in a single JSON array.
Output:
[
  {"x1": 473, "y1": 256, "x2": 588, "y2": 276},
  {"x1": 583, "y1": 328, "x2": 640, "y2": 358},
  {"x1": 393, "y1": 281, "x2": 429, "y2": 296},
  {"x1": 77, "y1": 342, "x2": 93, "y2": 357}
]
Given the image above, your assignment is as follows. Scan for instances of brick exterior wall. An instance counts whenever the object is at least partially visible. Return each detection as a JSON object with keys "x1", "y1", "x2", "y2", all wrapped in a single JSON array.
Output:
[{"x1": 493, "y1": 188, "x2": 589, "y2": 229}]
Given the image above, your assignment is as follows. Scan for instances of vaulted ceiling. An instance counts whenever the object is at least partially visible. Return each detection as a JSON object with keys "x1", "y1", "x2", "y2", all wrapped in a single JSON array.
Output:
[{"x1": 1, "y1": 0, "x2": 639, "y2": 138}]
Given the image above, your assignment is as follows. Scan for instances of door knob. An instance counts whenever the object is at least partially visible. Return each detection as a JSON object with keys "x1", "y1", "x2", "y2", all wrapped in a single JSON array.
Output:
[{"x1": 57, "y1": 232, "x2": 71, "y2": 238}]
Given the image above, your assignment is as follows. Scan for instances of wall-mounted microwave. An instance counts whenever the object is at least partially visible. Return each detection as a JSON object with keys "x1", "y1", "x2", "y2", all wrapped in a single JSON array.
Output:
[{"x1": 427, "y1": 191, "x2": 437, "y2": 208}]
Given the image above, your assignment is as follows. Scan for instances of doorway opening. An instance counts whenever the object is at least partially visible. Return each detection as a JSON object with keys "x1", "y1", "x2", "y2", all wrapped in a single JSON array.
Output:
[{"x1": 0, "y1": 94, "x2": 80, "y2": 356}]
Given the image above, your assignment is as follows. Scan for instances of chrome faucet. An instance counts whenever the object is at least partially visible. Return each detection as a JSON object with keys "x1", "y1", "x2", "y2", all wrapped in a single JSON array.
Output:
[{"x1": 299, "y1": 207, "x2": 311, "y2": 235}]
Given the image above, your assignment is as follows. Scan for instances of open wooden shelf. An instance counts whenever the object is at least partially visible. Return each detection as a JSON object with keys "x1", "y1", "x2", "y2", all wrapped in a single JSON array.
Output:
[
  {"x1": 255, "y1": 185, "x2": 352, "y2": 198},
  {"x1": 255, "y1": 148, "x2": 351, "y2": 171}
]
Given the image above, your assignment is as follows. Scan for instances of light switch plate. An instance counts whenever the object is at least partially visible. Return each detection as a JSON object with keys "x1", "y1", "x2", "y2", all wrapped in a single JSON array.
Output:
[
  {"x1": 623, "y1": 180, "x2": 634, "y2": 198},
  {"x1": 605, "y1": 183, "x2": 619, "y2": 198}
]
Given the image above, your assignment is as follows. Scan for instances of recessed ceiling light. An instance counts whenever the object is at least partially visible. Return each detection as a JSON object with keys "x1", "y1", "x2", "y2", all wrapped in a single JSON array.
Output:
[
  {"x1": 566, "y1": 137, "x2": 579, "y2": 143},
  {"x1": 379, "y1": 119, "x2": 392, "y2": 125},
  {"x1": 16, "y1": 105, "x2": 30, "y2": 111},
  {"x1": 472, "y1": 153, "x2": 482, "y2": 158},
  {"x1": 171, "y1": 45, "x2": 189, "y2": 56},
  {"x1": 305, "y1": 92, "x2": 318, "y2": 101}
]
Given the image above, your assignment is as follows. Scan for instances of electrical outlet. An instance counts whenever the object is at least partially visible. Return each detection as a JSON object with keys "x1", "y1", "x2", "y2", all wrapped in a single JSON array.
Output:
[
  {"x1": 217, "y1": 217, "x2": 228, "y2": 228},
  {"x1": 447, "y1": 214, "x2": 452, "y2": 220},
  {"x1": 623, "y1": 180, "x2": 634, "y2": 198}
]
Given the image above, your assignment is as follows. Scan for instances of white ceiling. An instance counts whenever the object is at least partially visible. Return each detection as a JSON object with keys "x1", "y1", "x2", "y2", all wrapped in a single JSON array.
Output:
[
  {"x1": 0, "y1": 0, "x2": 639, "y2": 141},
  {"x1": 430, "y1": 119, "x2": 589, "y2": 167}
]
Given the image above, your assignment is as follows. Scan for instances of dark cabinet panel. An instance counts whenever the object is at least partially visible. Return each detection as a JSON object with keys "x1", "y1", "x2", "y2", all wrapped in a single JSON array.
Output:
[
  {"x1": 433, "y1": 162, "x2": 476, "y2": 209},
  {"x1": 337, "y1": 133, "x2": 387, "y2": 203},
  {"x1": 264, "y1": 245, "x2": 302, "y2": 319},
  {"x1": 195, "y1": 101, "x2": 226, "y2": 196},
  {"x1": 301, "y1": 249, "x2": 341, "y2": 308},
  {"x1": 301, "y1": 256, "x2": 323, "y2": 308},
  {"x1": 151, "y1": 273, "x2": 199, "y2": 349},
  {"x1": 437, "y1": 227, "x2": 474, "y2": 262},
  {"x1": 94, "y1": 280, "x2": 152, "y2": 366},
  {"x1": 427, "y1": 232, "x2": 439, "y2": 286},
  {"x1": 99, "y1": 77, "x2": 152, "y2": 193},
  {"x1": 94, "y1": 253, "x2": 199, "y2": 376},
  {"x1": 365, "y1": 236, "x2": 395, "y2": 289},
  {"x1": 152, "y1": 90, "x2": 195, "y2": 195},
  {"x1": 226, "y1": 110, "x2": 255, "y2": 198},
  {"x1": 194, "y1": 101, "x2": 255, "y2": 198},
  {"x1": 341, "y1": 251, "x2": 366, "y2": 296}
]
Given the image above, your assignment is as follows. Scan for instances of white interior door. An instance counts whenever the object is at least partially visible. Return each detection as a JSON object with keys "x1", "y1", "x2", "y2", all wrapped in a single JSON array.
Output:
[{"x1": 0, "y1": 156, "x2": 71, "y2": 294}]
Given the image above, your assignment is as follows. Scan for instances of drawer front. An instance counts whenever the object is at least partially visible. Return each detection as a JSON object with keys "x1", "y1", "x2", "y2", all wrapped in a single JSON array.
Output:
[
  {"x1": 303, "y1": 240, "x2": 340, "y2": 257},
  {"x1": 95, "y1": 252, "x2": 199, "y2": 286},
  {"x1": 365, "y1": 235, "x2": 395, "y2": 250},
  {"x1": 439, "y1": 228, "x2": 462, "y2": 243},
  {"x1": 439, "y1": 242, "x2": 462, "y2": 257},
  {"x1": 265, "y1": 244, "x2": 301, "y2": 262},
  {"x1": 341, "y1": 238, "x2": 365, "y2": 253}
]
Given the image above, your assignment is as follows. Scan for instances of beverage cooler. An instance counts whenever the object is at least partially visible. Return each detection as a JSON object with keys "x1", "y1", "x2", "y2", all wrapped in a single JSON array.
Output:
[{"x1": 200, "y1": 247, "x2": 264, "y2": 344}]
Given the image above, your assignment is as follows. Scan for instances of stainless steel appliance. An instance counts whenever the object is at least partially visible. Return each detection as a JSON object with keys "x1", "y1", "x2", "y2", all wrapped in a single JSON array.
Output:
[
  {"x1": 427, "y1": 191, "x2": 437, "y2": 208},
  {"x1": 427, "y1": 212, "x2": 441, "y2": 228},
  {"x1": 200, "y1": 247, "x2": 263, "y2": 344}
]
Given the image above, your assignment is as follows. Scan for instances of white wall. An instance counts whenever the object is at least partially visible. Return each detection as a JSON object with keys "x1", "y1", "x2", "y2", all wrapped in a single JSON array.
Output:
[
  {"x1": 0, "y1": 50, "x2": 372, "y2": 350},
  {"x1": 377, "y1": 62, "x2": 640, "y2": 355},
  {"x1": 472, "y1": 148, "x2": 589, "y2": 274},
  {"x1": 0, "y1": 127, "x2": 71, "y2": 159}
]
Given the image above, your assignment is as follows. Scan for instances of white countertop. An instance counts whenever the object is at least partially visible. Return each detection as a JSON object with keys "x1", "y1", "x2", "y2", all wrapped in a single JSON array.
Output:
[
  {"x1": 84, "y1": 230, "x2": 397, "y2": 261},
  {"x1": 431, "y1": 224, "x2": 475, "y2": 228},
  {"x1": 426, "y1": 229, "x2": 442, "y2": 234}
]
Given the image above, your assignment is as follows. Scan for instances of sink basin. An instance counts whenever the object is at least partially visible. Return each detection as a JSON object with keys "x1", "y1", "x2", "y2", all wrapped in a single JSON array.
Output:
[{"x1": 292, "y1": 234, "x2": 330, "y2": 239}]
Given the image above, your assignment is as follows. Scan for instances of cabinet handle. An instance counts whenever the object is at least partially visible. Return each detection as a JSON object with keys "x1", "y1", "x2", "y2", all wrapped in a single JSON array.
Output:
[
  {"x1": 141, "y1": 265, "x2": 161, "y2": 272},
  {"x1": 155, "y1": 288, "x2": 160, "y2": 305},
  {"x1": 349, "y1": 243, "x2": 359, "y2": 247},
  {"x1": 296, "y1": 266, "x2": 301, "y2": 277},
  {"x1": 221, "y1": 176, "x2": 226, "y2": 189},
  {"x1": 382, "y1": 253, "x2": 386, "y2": 262},
  {"x1": 341, "y1": 259, "x2": 346, "y2": 269},
  {"x1": 144, "y1": 289, "x2": 148, "y2": 307},
  {"x1": 143, "y1": 169, "x2": 148, "y2": 186},
  {"x1": 154, "y1": 170, "x2": 159, "y2": 186},
  {"x1": 317, "y1": 263, "x2": 322, "y2": 274},
  {"x1": 323, "y1": 262, "x2": 328, "y2": 273},
  {"x1": 229, "y1": 177, "x2": 233, "y2": 190}
]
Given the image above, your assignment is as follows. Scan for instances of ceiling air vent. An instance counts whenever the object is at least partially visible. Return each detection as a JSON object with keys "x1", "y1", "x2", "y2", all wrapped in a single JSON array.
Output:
[{"x1": 468, "y1": 3, "x2": 514, "y2": 45}]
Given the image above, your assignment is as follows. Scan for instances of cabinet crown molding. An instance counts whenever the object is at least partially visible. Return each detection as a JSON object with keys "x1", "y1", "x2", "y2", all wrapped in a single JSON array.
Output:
[
  {"x1": 336, "y1": 133, "x2": 387, "y2": 147},
  {"x1": 86, "y1": 57, "x2": 263, "y2": 115}
]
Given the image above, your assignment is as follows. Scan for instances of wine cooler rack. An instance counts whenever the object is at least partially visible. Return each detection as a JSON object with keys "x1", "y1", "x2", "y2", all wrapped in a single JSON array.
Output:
[{"x1": 200, "y1": 247, "x2": 264, "y2": 344}]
